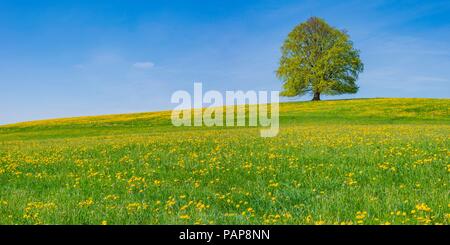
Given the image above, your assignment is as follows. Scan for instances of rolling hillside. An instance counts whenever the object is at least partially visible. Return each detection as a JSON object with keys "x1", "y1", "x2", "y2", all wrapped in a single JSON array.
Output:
[
  {"x1": 0, "y1": 98, "x2": 449, "y2": 224},
  {"x1": 1, "y1": 98, "x2": 448, "y2": 140}
]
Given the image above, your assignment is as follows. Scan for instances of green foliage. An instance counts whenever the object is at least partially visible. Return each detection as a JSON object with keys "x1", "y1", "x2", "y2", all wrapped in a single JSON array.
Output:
[{"x1": 277, "y1": 17, "x2": 364, "y2": 100}]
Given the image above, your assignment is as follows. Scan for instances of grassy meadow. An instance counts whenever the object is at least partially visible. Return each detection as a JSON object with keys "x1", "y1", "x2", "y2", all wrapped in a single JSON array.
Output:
[{"x1": 0, "y1": 98, "x2": 449, "y2": 225}]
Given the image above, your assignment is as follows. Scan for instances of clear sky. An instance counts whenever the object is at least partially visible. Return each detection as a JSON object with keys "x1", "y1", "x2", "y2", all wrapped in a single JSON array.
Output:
[{"x1": 1, "y1": 0, "x2": 449, "y2": 124}]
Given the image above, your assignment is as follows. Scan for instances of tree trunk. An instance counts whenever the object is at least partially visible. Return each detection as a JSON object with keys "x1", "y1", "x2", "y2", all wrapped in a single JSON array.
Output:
[{"x1": 312, "y1": 92, "x2": 321, "y2": 101}]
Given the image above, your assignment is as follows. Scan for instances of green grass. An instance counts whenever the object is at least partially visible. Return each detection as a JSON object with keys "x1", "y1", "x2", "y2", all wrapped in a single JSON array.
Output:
[{"x1": 0, "y1": 98, "x2": 449, "y2": 224}]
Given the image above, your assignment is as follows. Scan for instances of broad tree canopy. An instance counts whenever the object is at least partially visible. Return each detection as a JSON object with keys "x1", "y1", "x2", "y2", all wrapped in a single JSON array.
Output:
[{"x1": 277, "y1": 17, "x2": 364, "y2": 101}]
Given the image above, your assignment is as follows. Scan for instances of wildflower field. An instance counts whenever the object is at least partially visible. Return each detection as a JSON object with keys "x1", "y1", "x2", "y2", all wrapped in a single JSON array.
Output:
[{"x1": 0, "y1": 98, "x2": 449, "y2": 225}]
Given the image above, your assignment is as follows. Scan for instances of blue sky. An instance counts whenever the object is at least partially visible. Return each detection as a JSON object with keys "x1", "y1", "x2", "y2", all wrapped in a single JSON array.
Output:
[{"x1": 1, "y1": 0, "x2": 449, "y2": 124}]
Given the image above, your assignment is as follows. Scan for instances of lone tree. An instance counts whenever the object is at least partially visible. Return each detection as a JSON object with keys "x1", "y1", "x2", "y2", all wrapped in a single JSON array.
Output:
[{"x1": 277, "y1": 17, "x2": 364, "y2": 101}]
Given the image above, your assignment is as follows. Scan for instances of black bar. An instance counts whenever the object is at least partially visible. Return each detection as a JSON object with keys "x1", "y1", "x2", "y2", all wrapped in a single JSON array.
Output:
[{"x1": 0, "y1": 225, "x2": 448, "y2": 244}]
